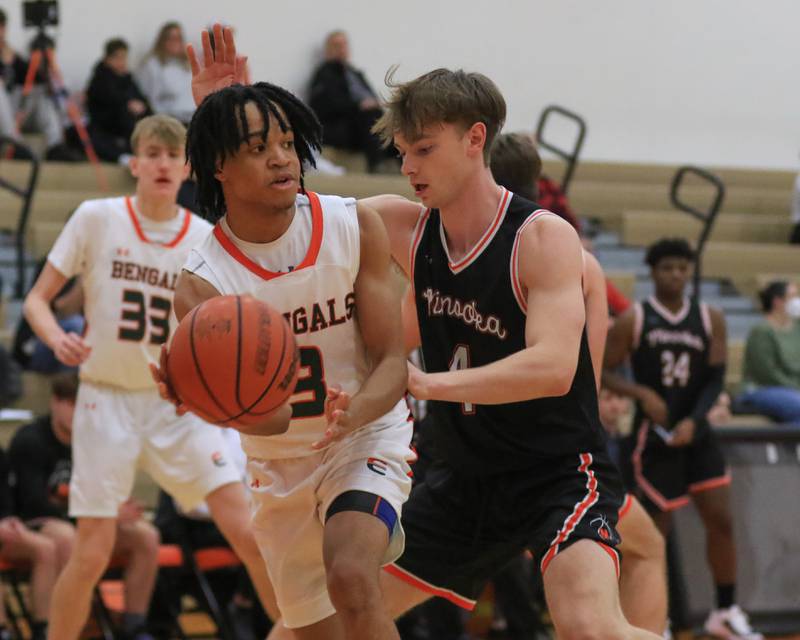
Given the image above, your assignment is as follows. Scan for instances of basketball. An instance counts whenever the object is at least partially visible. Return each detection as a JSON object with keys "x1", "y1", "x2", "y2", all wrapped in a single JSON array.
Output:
[{"x1": 167, "y1": 295, "x2": 299, "y2": 426}]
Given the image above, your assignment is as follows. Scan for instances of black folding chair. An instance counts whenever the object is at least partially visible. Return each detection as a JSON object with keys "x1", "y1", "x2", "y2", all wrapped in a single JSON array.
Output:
[
  {"x1": 534, "y1": 105, "x2": 587, "y2": 196},
  {"x1": 669, "y1": 166, "x2": 726, "y2": 300},
  {"x1": 0, "y1": 137, "x2": 40, "y2": 298}
]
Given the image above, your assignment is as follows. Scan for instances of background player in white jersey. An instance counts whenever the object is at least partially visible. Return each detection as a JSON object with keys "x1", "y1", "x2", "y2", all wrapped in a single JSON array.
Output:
[
  {"x1": 23, "y1": 115, "x2": 277, "y2": 640},
  {"x1": 153, "y1": 26, "x2": 413, "y2": 640}
]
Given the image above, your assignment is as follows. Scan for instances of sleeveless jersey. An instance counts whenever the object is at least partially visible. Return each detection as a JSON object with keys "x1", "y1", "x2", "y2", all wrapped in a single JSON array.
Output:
[
  {"x1": 185, "y1": 192, "x2": 408, "y2": 460},
  {"x1": 631, "y1": 296, "x2": 712, "y2": 429},
  {"x1": 47, "y1": 196, "x2": 211, "y2": 390},
  {"x1": 411, "y1": 189, "x2": 607, "y2": 475}
]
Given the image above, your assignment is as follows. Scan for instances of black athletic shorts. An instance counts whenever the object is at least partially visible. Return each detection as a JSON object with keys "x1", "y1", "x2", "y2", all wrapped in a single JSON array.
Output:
[
  {"x1": 385, "y1": 448, "x2": 624, "y2": 609},
  {"x1": 630, "y1": 418, "x2": 730, "y2": 513}
]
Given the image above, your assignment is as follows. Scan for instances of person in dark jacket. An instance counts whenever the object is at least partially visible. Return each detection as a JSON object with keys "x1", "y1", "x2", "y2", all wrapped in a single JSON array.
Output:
[
  {"x1": 308, "y1": 30, "x2": 390, "y2": 172},
  {"x1": 87, "y1": 38, "x2": 152, "y2": 162}
]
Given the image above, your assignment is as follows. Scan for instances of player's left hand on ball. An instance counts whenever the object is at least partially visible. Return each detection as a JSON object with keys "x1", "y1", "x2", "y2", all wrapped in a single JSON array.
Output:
[
  {"x1": 312, "y1": 384, "x2": 353, "y2": 450},
  {"x1": 668, "y1": 417, "x2": 695, "y2": 447},
  {"x1": 149, "y1": 345, "x2": 189, "y2": 416},
  {"x1": 407, "y1": 361, "x2": 431, "y2": 400}
]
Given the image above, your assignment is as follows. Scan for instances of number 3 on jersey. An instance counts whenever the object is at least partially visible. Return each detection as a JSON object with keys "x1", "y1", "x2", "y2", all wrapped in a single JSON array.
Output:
[
  {"x1": 449, "y1": 344, "x2": 475, "y2": 414},
  {"x1": 291, "y1": 347, "x2": 327, "y2": 418}
]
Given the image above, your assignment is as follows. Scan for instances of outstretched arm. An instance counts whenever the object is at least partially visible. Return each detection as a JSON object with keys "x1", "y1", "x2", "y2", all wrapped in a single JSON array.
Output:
[
  {"x1": 409, "y1": 216, "x2": 588, "y2": 404},
  {"x1": 188, "y1": 23, "x2": 249, "y2": 106},
  {"x1": 312, "y1": 203, "x2": 408, "y2": 448}
]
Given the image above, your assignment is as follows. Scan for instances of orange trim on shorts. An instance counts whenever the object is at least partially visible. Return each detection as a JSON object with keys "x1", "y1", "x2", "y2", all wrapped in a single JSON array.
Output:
[
  {"x1": 382, "y1": 563, "x2": 477, "y2": 610},
  {"x1": 540, "y1": 453, "x2": 599, "y2": 575},
  {"x1": 596, "y1": 541, "x2": 621, "y2": 579},
  {"x1": 632, "y1": 421, "x2": 691, "y2": 512},
  {"x1": 212, "y1": 191, "x2": 324, "y2": 281},
  {"x1": 618, "y1": 493, "x2": 634, "y2": 520},
  {"x1": 688, "y1": 473, "x2": 731, "y2": 494}
]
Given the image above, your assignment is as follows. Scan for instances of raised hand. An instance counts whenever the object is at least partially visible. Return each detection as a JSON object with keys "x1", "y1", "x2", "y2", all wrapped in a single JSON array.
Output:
[{"x1": 188, "y1": 23, "x2": 249, "y2": 107}]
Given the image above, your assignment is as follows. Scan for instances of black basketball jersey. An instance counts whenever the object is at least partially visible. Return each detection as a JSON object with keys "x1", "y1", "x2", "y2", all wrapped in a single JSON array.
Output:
[
  {"x1": 630, "y1": 297, "x2": 712, "y2": 428},
  {"x1": 411, "y1": 189, "x2": 607, "y2": 475}
]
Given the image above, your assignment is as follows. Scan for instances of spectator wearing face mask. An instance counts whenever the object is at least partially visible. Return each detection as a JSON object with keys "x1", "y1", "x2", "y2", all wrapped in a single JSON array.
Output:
[{"x1": 737, "y1": 280, "x2": 800, "y2": 424}]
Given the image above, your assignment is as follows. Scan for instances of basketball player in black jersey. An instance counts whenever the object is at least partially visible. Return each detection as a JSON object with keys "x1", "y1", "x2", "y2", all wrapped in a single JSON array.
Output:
[
  {"x1": 603, "y1": 239, "x2": 762, "y2": 640},
  {"x1": 362, "y1": 72, "x2": 664, "y2": 639},
  {"x1": 185, "y1": 32, "x2": 660, "y2": 640}
]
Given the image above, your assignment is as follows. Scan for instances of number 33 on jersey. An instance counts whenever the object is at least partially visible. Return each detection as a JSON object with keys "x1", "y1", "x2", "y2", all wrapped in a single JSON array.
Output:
[{"x1": 47, "y1": 196, "x2": 212, "y2": 390}]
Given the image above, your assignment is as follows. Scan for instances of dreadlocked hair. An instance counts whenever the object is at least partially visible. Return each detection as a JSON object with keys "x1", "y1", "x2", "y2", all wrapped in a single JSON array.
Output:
[{"x1": 186, "y1": 82, "x2": 322, "y2": 220}]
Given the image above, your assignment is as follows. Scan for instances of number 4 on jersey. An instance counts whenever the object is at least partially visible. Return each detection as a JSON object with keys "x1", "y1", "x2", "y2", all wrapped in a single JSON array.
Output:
[{"x1": 449, "y1": 344, "x2": 475, "y2": 414}]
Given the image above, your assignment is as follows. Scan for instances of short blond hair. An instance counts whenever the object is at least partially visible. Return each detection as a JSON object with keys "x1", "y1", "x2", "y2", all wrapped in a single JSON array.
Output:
[{"x1": 130, "y1": 114, "x2": 186, "y2": 154}]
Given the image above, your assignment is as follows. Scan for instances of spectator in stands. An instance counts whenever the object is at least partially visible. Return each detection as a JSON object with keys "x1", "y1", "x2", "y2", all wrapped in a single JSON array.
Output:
[
  {"x1": 737, "y1": 280, "x2": 800, "y2": 424},
  {"x1": 8, "y1": 372, "x2": 161, "y2": 640},
  {"x1": 136, "y1": 22, "x2": 194, "y2": 124},
  {"x1": 87, "y1": 38, "x2": 152, "y2": 163},
  {"x1": 0, "y1": 9, "x2": 77, "y2": 161},
  {"x1": 0, "y1": 445, "x2": 59, "y2": 640},
  {"x1": 308, "y1": 30, "x2": 390, "y2": 173}
]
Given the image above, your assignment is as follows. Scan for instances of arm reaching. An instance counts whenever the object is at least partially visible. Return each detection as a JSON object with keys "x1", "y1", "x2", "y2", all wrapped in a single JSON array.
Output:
[
  {"x1": 188, "y1": 23, "x2": 249, "y2": 106},
  {"x1": 408, "y1": 216, "x2": 588, "y2": 404},
  {"x1": 312, "y1": 203, "x2": 408, "y2": 449}
]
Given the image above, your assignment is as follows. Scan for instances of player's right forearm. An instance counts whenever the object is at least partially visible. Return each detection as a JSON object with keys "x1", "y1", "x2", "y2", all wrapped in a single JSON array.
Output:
[
  {"x1": 23, "y1": 293, "x2": 64, "y2": 350},
  {"x1": 601, "y1": 370, "x2": 648, "y2": 402}
]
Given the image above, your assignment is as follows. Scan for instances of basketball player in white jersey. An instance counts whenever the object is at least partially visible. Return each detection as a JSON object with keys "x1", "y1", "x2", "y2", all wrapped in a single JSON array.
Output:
[
  {"x1": 152, "y1": 27, "x2": 412, "y2": 640},
  {"x1": 23, "y1": 115, "x2": 278, "y2": 640}
]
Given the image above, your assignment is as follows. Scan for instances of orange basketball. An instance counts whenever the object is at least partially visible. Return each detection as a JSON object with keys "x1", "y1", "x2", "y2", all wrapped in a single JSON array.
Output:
[{"x1": 167, "y1": 295, "x2": 299, "y2": 426}]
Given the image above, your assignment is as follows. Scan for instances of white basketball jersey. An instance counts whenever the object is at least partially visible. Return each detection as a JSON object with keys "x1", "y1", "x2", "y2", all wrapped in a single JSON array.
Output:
[
  {"x1": 185, "y1": 192, "x2": 408, "y2": 460},
  {"x1": 48, "y1": 196, "x2": 212, "y2": 390}
]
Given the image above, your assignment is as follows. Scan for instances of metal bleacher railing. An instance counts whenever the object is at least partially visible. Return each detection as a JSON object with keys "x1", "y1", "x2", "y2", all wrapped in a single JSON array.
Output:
[{"x1": 0, "y1": 136, "x2": 40, "y2": 299}]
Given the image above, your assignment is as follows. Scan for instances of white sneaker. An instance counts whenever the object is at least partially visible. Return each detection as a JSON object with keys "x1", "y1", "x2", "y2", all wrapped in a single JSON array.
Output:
[{"x1": 704, "y1": 605, "x2": 764, "y2": 640}]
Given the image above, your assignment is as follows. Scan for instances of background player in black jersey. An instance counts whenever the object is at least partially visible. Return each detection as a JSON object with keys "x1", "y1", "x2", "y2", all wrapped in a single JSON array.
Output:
[
  {"x1": 490, "y1": 132, "x2": 668, "y2": 636},
  {"x1": 603, "y1": 238, "x2": 762, "y2": 640}
]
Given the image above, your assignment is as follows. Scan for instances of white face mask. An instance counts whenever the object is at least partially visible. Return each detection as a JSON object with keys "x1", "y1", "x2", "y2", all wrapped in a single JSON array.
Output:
[{"x1": 785, "y1": 296, "x2": 800, "y2": 319}]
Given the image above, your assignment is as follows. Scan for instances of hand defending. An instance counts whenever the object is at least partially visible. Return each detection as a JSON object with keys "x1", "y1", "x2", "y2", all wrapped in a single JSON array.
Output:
[
  {"x1": 188, "y1": 23, "x2": 249, "y2": 106},
  {"x1": 311, "y1": 384, "x2": 354, "y2": 450}
]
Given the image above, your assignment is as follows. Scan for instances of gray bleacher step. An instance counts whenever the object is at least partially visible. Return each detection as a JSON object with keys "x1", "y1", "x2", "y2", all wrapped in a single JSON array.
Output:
[
  {"x1": 726, "y1": 314, "x2": 761, "y2": 341},
  {"x1": 633, "y1": 278, "x2": 724, "y2": 299},
  {"x1": 591, "y1": 231, "x2": 621, "y2": 248}
]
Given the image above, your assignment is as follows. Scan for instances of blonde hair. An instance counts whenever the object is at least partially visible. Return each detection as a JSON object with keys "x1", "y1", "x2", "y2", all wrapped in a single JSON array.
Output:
[
  {"x1": 130, "y1": 114, "x2": 186, "y2": 154},
  {"x1": 373, "y1": 68, "x2": 506, "y2": 164}
]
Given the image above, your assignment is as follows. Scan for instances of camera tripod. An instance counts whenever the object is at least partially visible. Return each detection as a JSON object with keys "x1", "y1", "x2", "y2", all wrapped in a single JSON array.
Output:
[{"x1": 14, "y1": 30, "x2": 107, "y2": 189}]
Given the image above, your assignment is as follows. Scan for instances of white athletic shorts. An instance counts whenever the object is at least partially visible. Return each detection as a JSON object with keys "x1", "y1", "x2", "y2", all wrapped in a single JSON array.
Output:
[
  {"x1": 69, "y1": 382, "x2": 242, "y2": 518},
  {"x1": 248, "y1": 418, "x2": 414, "y2": 629}
]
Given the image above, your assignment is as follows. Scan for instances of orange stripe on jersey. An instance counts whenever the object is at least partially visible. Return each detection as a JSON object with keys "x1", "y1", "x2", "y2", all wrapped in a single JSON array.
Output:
[
  {"x1": 212, "y1": 191, "x2": 324, "y2": 281},
  {"x1": 509, "y1": 209, "x2": 553, "y2": 313},
  {"x1": 409, "y1": 207, "x2": 431, "y2": 282},
  {"x1": 447, "y1": 188, "x2": 510, "y2": 273},
  {"x1": 124, "y1": 196, "x2": 191, "y2": 248}
]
